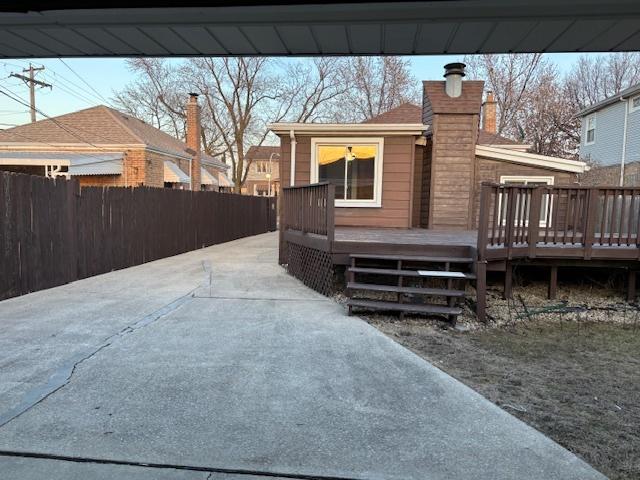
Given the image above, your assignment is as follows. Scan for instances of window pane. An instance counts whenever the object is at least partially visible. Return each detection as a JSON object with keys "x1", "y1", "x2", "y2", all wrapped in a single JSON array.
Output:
[
  {"x1": 318, "y1": 145, "x2": 346, "y2": 200},
  {"x1": 633, "y1": 96, "x2": 640, "y2": 108},
  {"x1": 346, "y1": 145, "x2": 376, "y2": 200}
]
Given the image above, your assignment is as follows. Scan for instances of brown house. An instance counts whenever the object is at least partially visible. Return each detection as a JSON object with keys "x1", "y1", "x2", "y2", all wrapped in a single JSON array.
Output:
[
  {"x1": 0, "y1": 94, "x2": 230, "y2": 190},
  {"x1": 270, "y1": 64, "x2": 588, "y2": 230},
  {"x1": 242, "y1": 145, "x2": 280, "y2": 196}
]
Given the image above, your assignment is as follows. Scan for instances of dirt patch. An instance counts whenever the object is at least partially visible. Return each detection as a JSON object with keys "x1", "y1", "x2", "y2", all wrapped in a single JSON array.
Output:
[{"x1": 366, "y1": 314, "x2": 640, "y2": 480}]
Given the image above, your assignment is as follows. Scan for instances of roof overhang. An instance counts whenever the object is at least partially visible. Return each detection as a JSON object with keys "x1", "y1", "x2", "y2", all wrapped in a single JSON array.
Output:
[
  {"x1": 218, "y1": 171, "x2": 234, "y2": 188},
  {"x1": 0, "y1": 150, "x2": 124, "y2": 175},
  {"x1": 200, "y1": 167, "x2": 218, "y2": 186},
  {"x1": 476, "y1": 145, "x2": 589, "y2": 174},
  {"x1": 269, "y1": 123, "x2": 428, "y2": 136},
  {"x1": 576, "y1": 83, "x2": 640, "y2": 117},
  {"x1": 480, "y1": 143, "x2": 532, "y2": 152},
  {"x1": 0, "y1": 1, "x2": 638, "y2": 57},
  {"x1": 163, "y1": 160, "x2": 190, "y2": 183}
]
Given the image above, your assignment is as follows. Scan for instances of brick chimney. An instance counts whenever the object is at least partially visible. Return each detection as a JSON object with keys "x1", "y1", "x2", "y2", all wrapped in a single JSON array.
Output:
[
  {"x1": 421, "y1": 64, "x2": 484, "y2": 230},
  {"x1": 186, "y1": 93, "x2": 201, "y2": 190},
  {"x1": 482, "y1": 91, "x2": 497, "y2": 134}
]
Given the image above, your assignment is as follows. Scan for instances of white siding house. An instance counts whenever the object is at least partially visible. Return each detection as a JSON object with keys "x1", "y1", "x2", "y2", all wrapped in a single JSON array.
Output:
[{"x1": 578, "y1": 84, "x2": 640, "y2": 185}]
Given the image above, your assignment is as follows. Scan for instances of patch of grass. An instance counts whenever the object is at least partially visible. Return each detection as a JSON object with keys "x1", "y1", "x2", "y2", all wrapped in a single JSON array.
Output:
[{"x1": 373, "y1": 319, "x2": 640, "y2": 480}]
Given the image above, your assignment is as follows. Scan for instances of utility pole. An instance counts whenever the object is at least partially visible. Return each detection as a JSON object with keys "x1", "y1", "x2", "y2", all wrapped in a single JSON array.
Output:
[{"x1": 10, "y1": 64, "x2": 52, "y2": 123}]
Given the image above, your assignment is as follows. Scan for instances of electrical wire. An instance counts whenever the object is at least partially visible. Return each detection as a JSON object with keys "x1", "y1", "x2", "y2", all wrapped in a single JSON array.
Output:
[{"x1": 58, "y1": 59, "x2": 111, "y2": 105}]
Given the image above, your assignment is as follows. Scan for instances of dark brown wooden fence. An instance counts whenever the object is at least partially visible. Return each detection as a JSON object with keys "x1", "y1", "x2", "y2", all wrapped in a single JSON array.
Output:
[{"x1": 0, "y1": 172, "x2": 277, "y2": 301}]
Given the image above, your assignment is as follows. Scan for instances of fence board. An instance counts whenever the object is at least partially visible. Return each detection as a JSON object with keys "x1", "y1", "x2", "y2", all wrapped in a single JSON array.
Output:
[{"x1": 0, "y1": 172, "x2": 277, "y2": 301}]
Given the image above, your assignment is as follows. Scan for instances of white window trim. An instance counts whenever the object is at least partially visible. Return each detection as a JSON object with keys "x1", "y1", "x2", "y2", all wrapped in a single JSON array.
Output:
[
  {"x1": 499, "y1": 175, "x2": 555, "y2": 227},
  {"x1": 630, "y1": 95, "x2": 640, "y2": 113},
  {"x1": 310, "y1": 137, "x2": 384, "y2": 208},
  {"x1": 584, "y1": 113, "x2": 596, "y2": 146}
]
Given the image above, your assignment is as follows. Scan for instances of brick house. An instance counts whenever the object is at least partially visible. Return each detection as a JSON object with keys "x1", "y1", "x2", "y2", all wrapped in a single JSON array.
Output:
[
  {"x1": 0, "y1": 94, "x2": 230, "y2": 190},
  {"x1": 242, "y1": 145, "x2": 280, "y2": 196},
  {"x1": 270, "y1": 63, "x2": 589, "y2": 230}
]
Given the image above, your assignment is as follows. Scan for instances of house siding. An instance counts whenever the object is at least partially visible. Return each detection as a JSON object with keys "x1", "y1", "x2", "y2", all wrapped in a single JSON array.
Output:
[
  {"x1": 580, "y1": 101, "x2": 630, "y2": 166},
  {"x1": 278, "y1": 134, "x2": 415, "y2": 228}
]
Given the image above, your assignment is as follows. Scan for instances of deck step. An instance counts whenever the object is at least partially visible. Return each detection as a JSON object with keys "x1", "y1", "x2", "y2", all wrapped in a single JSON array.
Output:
[
  {"x1": 350, "y1": 253, "x2": 474, "y2": 263},
  {"x1": 347, "y1": 282, "x2": 466, "y2": 297},
  {"x1": 348, "y1": 267, "x2": 476, "y2": 280},
  {"x1": 347, "y1": 298, "x2": 463, "y2": 316}
]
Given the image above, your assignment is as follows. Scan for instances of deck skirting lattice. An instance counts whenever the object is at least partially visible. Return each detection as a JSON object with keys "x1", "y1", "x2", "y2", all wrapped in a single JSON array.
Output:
[{"x1": 285, "y1": 242, "x2": 334, "y2": 296}]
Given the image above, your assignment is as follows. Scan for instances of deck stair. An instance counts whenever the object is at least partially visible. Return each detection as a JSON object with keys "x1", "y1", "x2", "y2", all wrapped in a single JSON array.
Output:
[{"x1": 346, "y1": 253, "x2": 475, "y2": 323}]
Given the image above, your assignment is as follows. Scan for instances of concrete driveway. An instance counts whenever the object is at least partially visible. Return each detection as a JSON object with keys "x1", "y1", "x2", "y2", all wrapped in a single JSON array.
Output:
[{"x1": 0, "y1": 232, "x2": 606, "y2": 480}]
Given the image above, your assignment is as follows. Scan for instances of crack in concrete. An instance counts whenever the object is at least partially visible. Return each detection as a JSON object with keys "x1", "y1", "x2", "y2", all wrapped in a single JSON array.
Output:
[
  {"x1": 0, "y1": 449, "x2": 367, "y2": 480},
  {"x1": 0, "y1": 291, "x2": 195, "y2": 429}
]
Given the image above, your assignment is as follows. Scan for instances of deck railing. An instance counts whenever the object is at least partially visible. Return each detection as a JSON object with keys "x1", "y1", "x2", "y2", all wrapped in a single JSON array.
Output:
[
  {"x1": 477, "y1": 183, "x2": 640, "y2": 261},
  {"x1": 282, "y1": 182, "x2": 335, "y2": 242}
]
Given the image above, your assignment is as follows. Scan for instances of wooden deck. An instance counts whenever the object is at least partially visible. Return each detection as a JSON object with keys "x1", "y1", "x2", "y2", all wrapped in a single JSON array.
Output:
[
  {"x1": 332, "y1": 227, "x2": 478, "y2": 264},
  {"x1": 281, "y1": 183, "x2": 640, "y2": 322}
]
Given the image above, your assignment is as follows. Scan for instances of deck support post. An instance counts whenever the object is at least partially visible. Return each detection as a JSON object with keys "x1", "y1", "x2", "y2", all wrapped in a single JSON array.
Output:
[
  {"x1": 548, "y1": 265, "x2": 558, "y2": 300},
  {"x1": 627, "y1": 269, "x2": 636, "y2": 303},
  {"x1": 503, "y1": 261, "x2": 513, "y2": 299},
  {"x1": 475, "y1": 260, "x2": 487, "y2": 323}
]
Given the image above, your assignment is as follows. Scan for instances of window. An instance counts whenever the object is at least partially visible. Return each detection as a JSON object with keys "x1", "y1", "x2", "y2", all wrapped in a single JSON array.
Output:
[
  {"x1": 585, "y1": 114, "x2": 596, "y2": 145},
  {"x1": 311, "y1": 137, "x2": 384, "y2": 207},
  {"x1": 631, "y1": 95, "x2": 640, "y2": 113},
  {"x1": 499, "y1": 176, "x2": 554, "y2": 226}
]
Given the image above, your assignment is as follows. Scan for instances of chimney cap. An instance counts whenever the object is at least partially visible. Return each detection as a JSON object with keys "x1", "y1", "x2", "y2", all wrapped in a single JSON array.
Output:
[
  {"x1": 188, "y1": 92, "x2": 199, "y2": 99},
  {"x1": 443, "y1": 62, "x2": 466, "y2": 78}
]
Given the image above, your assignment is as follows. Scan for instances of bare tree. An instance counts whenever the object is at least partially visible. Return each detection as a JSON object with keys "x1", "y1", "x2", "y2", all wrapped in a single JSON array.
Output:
[
  {"x1": 465, "y1": 53, "x2": 545, "y2": 138},
  {"x1": 337, "y1": 57, "x2": 420, "y2": 122},
  {"x1": 274, "y1": 58, "x2": 351, "y2": 123},
  {"x1": 564, "y1": 52, "x2": 640, "y2": 110}
]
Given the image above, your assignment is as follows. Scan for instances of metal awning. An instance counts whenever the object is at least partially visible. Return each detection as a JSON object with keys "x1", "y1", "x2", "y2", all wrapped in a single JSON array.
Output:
[
  {"x1": 163, "y1": 160, "x2": 190, "y2": 184},
  {"x1": 0, "y1": 1, "x2": 638, "y2": 57},
  {"x1": 0, "y1": 151, "x2": 124, "y2": 175},
  {"x1": 218, "y1": 172, "x2": 234, "y2": 188},
  {"x1": 200, "y1": 167, "x2": 218, "y2": 186}
]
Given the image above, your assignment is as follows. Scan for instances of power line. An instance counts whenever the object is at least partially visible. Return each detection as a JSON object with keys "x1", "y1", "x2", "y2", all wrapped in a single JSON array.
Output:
[{"x1": 58, "y1": 59, "x2": 111, "y2": 105}]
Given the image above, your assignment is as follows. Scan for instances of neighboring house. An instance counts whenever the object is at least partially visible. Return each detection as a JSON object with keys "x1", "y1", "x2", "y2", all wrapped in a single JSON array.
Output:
[
  {"x1": 242, "y1": 145, "x2": 280, "y2": 196},
  {"x1": 577, "y1": 83, "x2": 640, "y2": 186},
  {"x1": 0, "y1": 94, "x2": 232, "y2": 190},
  {"x1": 270, "y1": 63, "x2": 588, "y2": 230}
]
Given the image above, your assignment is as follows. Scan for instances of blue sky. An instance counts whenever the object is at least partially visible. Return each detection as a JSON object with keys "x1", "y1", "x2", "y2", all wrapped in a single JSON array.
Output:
[{"x1": 0, "y1": 53, "x2": 596, "y2": 129}]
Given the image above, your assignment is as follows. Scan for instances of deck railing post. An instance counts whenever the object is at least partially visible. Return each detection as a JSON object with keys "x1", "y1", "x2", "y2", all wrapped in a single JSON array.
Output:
[
  {"x1": 528, "y1": 187, "x2": 542, "y2": 258},
  {"x1": 504, "y1": 186, "x2": 517, "y2": 259},
  {"x1": 584, "y1": 188, "x2": 599, "y2": 260},
  {"x1": 475, "y1": 184, "x2": 492, "y2": 323},
  {"x1": 326, "y1": 183, "x2": 335, "y2": 243},
  {"x1": 477, "y1": 184, "x2": 491, "y2": 261}
]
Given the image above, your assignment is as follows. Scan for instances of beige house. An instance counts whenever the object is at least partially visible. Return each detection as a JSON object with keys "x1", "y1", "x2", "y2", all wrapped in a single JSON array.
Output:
[
  {"x1": 242, "y1": 145, "x2": 280, "y2": 196},
  {"x1": 0, "y1": 95, "x2": 232, "y2": 190}
]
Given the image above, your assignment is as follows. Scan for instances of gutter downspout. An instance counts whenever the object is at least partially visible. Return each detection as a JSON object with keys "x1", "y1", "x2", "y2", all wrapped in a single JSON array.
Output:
[
  {"x1": 289, "y1": 129, "x2": 296, "y2": 186},
  {"x1": 620, "y1": 97, "x2": 629, "y2": 187}
]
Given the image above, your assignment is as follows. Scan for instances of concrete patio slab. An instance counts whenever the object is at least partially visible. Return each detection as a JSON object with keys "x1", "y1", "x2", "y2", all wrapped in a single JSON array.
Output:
[{"x1": 0, "y1": 232, "x2": 606, "y2": 480}]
